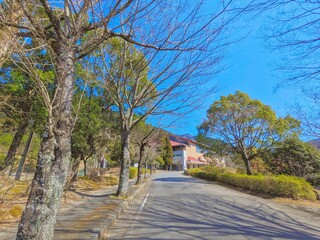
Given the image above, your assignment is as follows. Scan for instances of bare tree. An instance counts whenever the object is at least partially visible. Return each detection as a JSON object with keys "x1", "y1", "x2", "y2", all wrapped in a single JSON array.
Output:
[
  {"x1": 0, "y1": 88, "x2": 35, "y2": 175},
  {"x1": 218, "y1": 0, "x2": 320, "y2": 138},
  {"x1": 0, "y1": 0, "x2": 257, "y2": 238},
  {"x1": 257, "y1": 1, "x2": 320, "y2": 88},
  {"x1": 131, "y1": 123, "x2": 158, "y2": 185},
  {"x1": 0, "y1": 1, "x2": 23, "y2": 67},
  {"x1": 144, "y1": 141, "x2": 161, "y2": 175},
  {"x1": 93, "y1": 0, "x2": 266, "y2": 196},
  {"x1": 291, "y1": 90, "x2": 320, "y2": 138},
  {"x1": 255, "y1": 1, "x2": 320, "y2": 138},
  {"x1": 95, "y1": 4, "x2": 233, "y2": 194}
]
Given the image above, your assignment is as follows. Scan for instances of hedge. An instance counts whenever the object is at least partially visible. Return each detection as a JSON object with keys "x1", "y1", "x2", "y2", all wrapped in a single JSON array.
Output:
[
  {"x1": 186, "y1": 167, "x2": 316, "y2": 200},
  {"x1": 129, "y1": 167, "x2": 138, "y2": 179},
  {"x1": 142, "y1": 168, "x2": 151, "y2": 174},
  {"x1": 129, "y1": 167, "x2": 150, "y2": 179}
]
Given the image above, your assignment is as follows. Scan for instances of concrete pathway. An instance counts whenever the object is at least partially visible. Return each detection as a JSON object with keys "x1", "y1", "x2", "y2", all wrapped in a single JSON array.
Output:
[
  {"x1": 0, "y1": 179, "x2": 151, "y2": 240},
  {"x1": 107, "y1": 171, "x2": 320, "y2": 240}
]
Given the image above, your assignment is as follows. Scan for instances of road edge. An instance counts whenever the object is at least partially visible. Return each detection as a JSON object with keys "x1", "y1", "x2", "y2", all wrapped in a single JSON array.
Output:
[{"x1": 97, "y1": 178, "x2": 152, "y2": 239}]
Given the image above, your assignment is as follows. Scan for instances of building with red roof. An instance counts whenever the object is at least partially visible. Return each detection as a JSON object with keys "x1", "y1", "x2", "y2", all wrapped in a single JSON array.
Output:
[{"x1": 169, "y1": 135, "x2": 210, "y2": 170}]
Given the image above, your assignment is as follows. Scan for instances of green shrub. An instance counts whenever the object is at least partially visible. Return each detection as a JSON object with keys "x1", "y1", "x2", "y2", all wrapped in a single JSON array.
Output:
[
  {"x1": 305, "y1": 174, "x2": 320, "y2": 187},
  {"x1": 141, "y1": 168, "x2": 150, "y2": 174},
  {"x1": 0, "y1": 152, "x2": 6, "y2": 167},
  {"x1": 0, "y1": 133, "x2": 13, "y2": 147},
  {"x1": 187, "y1": 167, "x2": 316, "y2": 200},
  {"x1": 129, "y1": 167, "x2": 138, "y2": 179}
]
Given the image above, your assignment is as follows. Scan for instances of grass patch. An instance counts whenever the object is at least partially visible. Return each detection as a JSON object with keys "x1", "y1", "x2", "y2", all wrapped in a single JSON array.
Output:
[
  {"x1": 0, "y1": 177, "x2": 30, "y2": 202},
  {"x1": 186, "y1": 167, "x2": 317, "y2": 201},
  {"x1": 0, "y1": 178, "x2": 30, "y2": 225},
  {"x1": 109, "y1": 194, "x2": 129, "y2": 200},
  {"x1": 9, "y1": 205, "x2": 23, "y2": 217},
  {"x1": 0, "y1": 174, "x2": 119, "y2": 226},
  {"x1": 273, "y1": 198, "x2": 320, "y2": 214},
  {"x1": 74, "y1": 175, "x2": 118, "y2": 191}
]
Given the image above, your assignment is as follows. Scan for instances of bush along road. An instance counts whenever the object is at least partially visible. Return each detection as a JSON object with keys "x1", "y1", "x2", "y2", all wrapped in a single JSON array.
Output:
[{"x1": 106, "y1": 171, "x2": 320, "y2": 240}]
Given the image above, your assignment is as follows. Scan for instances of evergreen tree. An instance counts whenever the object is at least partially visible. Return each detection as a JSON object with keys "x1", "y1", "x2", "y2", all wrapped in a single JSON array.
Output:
[{"x1": 160, "y1": 136, "x2": 173, "y2": 170}]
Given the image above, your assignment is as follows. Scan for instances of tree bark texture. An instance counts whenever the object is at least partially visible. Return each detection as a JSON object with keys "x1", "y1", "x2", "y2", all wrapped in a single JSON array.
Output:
[
  {"x1": 144, "y1": 161, "x2": 147, "y2": 179},
  {"x1": 243, "y1": 158, "x2": 252, "y2": 175},
  {"x1": 116, "y1": 129, "x2": 131, "y2": 196},
  {"x1": 83, "y1": 158, "x2": 88, "y2": 176},
  {"x1": 0, "y1": 122, "x2": 28, "y2": 173},
  {"x1": 135, "y1": 144, "x2": 145, "y2": 185},
  {"x1": 15, "y1": 130, "x2": 34, "y2": 181},
  {"x1": 65, "y1": 157, "x2": 81, "y2": 189},
  {"x1": 16, "y1": 49, "x2": 75, "y2": 240}
]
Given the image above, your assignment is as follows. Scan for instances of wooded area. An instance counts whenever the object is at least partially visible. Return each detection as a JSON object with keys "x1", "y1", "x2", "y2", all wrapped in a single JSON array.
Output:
[{"x1": 0, "y1": 1, "x2": 320, "y2": 239}]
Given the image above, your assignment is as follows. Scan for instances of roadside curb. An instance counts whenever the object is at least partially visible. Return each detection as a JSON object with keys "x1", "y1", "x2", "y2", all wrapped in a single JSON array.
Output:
[{"x1": 96, "y1": 178, "x2": 152, "y2": 240}]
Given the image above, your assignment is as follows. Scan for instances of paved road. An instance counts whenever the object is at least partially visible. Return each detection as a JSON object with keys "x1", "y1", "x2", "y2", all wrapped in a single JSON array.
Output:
[{"x1": 107, "y1": 171, "x2": 320, "y2": 240}]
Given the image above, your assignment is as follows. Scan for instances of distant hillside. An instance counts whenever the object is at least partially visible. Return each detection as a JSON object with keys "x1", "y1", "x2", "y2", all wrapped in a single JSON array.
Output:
[
  {"x1": 177, "y1": 134, "x2": 196, "y2": 141},
  {"x1": 309, "y1": 138, "x2": 320, "y2": 150}
]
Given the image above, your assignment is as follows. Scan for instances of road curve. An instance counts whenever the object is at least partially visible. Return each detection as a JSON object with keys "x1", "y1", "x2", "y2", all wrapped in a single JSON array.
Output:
[{"x1": 107, "y1": 171, "x2": 320, "y2": 240}]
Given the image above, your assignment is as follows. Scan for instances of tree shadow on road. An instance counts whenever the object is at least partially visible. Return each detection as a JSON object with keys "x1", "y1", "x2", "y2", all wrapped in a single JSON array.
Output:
[
  {"x1": 153, "y1": 177, "x2": 210, "y2": 184},
  {"x1": 109, "y1": 190, "x2": 320, "y2": 240}
]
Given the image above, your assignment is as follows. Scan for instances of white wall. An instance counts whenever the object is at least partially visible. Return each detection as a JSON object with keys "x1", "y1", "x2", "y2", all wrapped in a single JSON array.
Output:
[{"x1": 173, "y1": 149, "x2": 187, "y2": 170}]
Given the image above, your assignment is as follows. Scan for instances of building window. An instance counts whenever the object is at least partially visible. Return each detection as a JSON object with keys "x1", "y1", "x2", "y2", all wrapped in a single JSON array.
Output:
[{"x1": 196, "y1": 145, "x2": 202, "y2": 153}]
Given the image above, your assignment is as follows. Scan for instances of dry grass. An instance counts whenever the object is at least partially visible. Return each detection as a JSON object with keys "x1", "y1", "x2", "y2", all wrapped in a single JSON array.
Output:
[
  {"x1": 273, "y1": 198, "x2": 320, "y2": 215},
  {"x1": 0, "y1": 174, "x2": 119, "y2": 228},
  {"x1": 0, "y1": 177, "x2": 30, "y2": 229},
  {"x1": 73, "y1": 175, "x2": 118, "y2": 191}
]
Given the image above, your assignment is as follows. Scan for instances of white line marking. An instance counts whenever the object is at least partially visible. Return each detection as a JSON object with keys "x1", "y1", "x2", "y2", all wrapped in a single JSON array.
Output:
[{"x1": 139, "y1": 192, "x2": 149, "y2": 211}]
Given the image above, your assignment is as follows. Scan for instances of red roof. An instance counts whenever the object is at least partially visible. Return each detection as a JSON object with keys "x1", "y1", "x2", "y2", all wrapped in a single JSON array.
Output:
[
  {"x1": 186, "y1": 156, "x2": 208, "y2": 165},
  {"x1": 170, "y1": 140, "x2": 185, "y2": 147},
  {"x1": 187, "y1": 156, "x2": 197, "y2": 161},
  {"x1": 187, "y1": 156, "x2": 209, "y2": 164}
]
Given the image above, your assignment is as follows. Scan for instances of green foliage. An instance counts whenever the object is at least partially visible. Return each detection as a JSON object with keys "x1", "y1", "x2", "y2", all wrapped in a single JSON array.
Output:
[
  {"x1": 250, "y1": 157, "x2": 270, "y2": 175},
  {"x1": 129, "y1": 167, "x2": 138, "y2": 179},
  {"x1": 263, "y1": 138, "x2": 320, "y2": 179},
  {"x1": 141, "y1": 168, "x2": 150, "y2": 174},
  {"x1": 0, "y1": 133, "x2": 13, "y2": 147},
  {"x1": 0, "y1": 152, "x2": 6, "y2": 167},
  {"x1": 198, "y1": 91, "x2": 300, "y2": 175},
  {"x1": 71, "y1": 78, "x2": 121, "y2": 164},
  {"x1": 0, "y1": 49, "x2": 50, "y2": 131},
  {"x1": 186, "y1": 167, "x2": 316, "y2": 200},
  {"x1": 159, "y1": 135, "x2": 173, "y2": 167},
  {"x1": 129, "y1": 167, "x2": 149, "y2": 178},
  {"x1": 196, "y1": 135, "x2": 232, "y2": 157},
  {"x1": 185, "y1": 165, "x2": 227, "y2": 181},
  {"x1": 305, "y1": 174, "x2": 320, "y2": 187},
  {"x1": 154, "y1": 155, "x2": 164, "y2": 166}
]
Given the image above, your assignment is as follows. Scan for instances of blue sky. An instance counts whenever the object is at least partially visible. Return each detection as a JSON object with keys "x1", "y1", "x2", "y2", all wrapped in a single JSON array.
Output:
[{"x1": 163, "y1": 13, "x2": 304, "y2": 137}]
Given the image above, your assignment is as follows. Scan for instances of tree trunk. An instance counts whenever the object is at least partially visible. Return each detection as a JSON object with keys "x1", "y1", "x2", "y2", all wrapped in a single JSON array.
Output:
[
  {"x1": 16, "y1": 49, "x2": 75, "y2": 240},
  {"x1": 15, "y1": 130, "x2": 34, "y2": 181},
  {"x1": 144, "y1": 160, "x2": 148, "y2": 179},
  {"x1": 65, "y1": 157, "x2": 81, "y2": 189},
  {"x1": 0, "y1": 122, "x2": 28, "y2": 173},
  {"x1": 83, "y1": 158, "x2": 88, "y2": 176},
  {"x1": 243, "y1": 158, "x2": 252, "y2": 175},
  {"x1": 116, "y1": 129, "x2": 131, "y2": 196},
  {"x1": 135, "y1": 145, "x2": 144, "y2": 185}
]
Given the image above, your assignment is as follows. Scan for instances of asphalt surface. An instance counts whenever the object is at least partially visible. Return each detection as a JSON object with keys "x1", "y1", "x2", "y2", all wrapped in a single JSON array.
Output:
[{"x1": 106, "y1": 171, "x2": 320, "y2": 240}]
